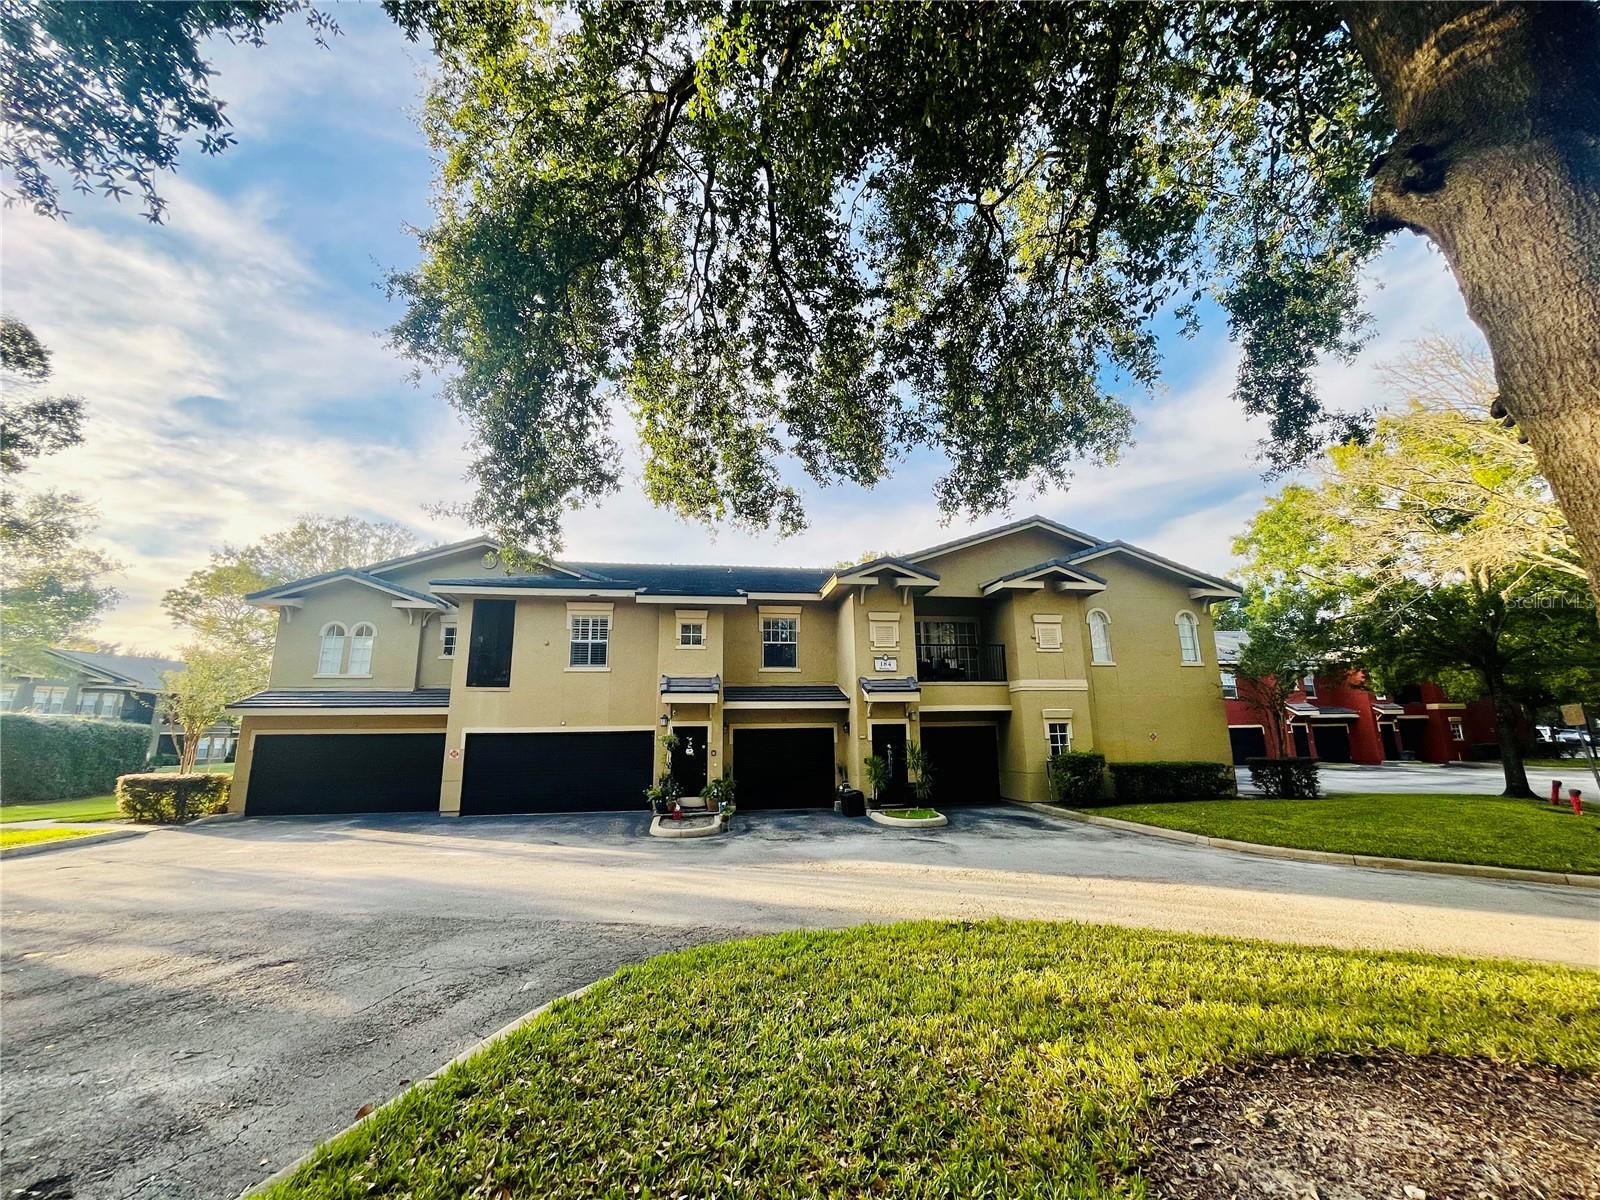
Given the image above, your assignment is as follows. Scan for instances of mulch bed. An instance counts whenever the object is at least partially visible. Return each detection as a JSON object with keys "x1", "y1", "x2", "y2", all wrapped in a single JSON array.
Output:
[{"x1": 1142, "y1": 1054, "x2": 1600, "y2": 1199}]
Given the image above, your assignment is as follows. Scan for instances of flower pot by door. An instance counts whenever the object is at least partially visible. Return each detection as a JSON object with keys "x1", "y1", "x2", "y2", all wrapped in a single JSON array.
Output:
[{"x1": 670, "y1": 726, "x2": 709, "y2": 797}]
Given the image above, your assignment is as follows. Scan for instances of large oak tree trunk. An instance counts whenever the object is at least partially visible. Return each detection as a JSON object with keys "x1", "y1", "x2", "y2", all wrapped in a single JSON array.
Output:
[
  {"x1": 1341, "y1": 2, "x2": 1600, "y2": 613},
  {"x1": 1486, "y1": 676, "x2": 1534, "y2": 798}
]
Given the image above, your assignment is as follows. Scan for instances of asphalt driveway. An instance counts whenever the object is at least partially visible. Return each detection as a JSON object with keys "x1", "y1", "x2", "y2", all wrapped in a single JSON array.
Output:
[{"x1": 3, "y1": 805, "x2": 1595, "y2": 1199}]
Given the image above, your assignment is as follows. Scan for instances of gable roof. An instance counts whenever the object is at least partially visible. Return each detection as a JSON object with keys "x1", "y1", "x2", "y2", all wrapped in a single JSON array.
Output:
[
  {"x1": 43, "y1": 648, "x2": 185, "y2": 690},
  {"x1": 434, "y1": 561, "x2": 835, "y2": 600},
  {"x1": 361, "y1": 537, "x2": 503, "y2": 578},
  {"x1": 980, "y1": 555, "x2": 1109, "y2": 594},
  {"x1": 905, "y1": 515, "x2": 1103, "y2": 564},
  {"x1": 245, "y1": 569, "x2": 451, "y2": 610},
  {"x1": 1064, "y1": 541, "x2": 1241, "y2": 597}
]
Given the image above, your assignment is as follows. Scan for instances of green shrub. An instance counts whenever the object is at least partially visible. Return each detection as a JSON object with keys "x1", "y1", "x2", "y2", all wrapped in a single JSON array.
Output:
[
  {"x1": 0, "y1": 715, "x2": 151, "y2": 804},
  {"x1": 1244, "y1": 757, "x2": 1321, "y2": 798},
  {"x1": 1108, "y1": 760, "x2": 1237, "y2": 804},
  {"x1": 115, "y1": 773, "x2": 230, "y2": 823},
  {"x1": 1047, "y1": 751, "x2": 1106, "y2": 803}
]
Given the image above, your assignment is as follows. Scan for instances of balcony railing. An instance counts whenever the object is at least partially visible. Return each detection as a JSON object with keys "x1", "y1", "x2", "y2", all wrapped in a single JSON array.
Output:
[{"x1": 915, "y1": 642, "x2": 1007, "y2": 682}]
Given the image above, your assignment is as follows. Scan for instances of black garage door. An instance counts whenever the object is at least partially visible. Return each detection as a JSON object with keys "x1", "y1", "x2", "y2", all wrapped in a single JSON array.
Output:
[
  {"x1": 732, "y1": 728, "x2": 835, "y2": 809},
  {"x1": 920, "y1": 724, "x2": 1000, "y2": 803},
  {"x1": 247, "y1": 733, "x2": 444, "y2": 815},
  {"x1": 460, "y1": 731, "x2": 654, "y2": 814},
  {"x1": 1312, "y1": 723, "x2": 1352, "y2": 763},
  {"x1": 1228, "y1": 726, "x2": 1268, "y2": 764}
]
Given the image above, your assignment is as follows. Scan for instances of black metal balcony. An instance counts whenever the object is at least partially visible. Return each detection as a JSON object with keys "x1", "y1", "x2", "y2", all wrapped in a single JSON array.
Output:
[{"x1": 915, "y1": 642, "x2": 1007, "y2": 682}]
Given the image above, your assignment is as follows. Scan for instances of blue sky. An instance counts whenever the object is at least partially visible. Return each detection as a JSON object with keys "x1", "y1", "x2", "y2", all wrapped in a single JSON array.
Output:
[{"x1": 6, "y1": 4, "x2": 1482, "y2": 653}]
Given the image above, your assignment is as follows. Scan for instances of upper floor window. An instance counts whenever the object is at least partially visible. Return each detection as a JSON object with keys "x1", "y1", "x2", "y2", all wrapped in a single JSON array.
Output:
[
  {"x1": 1086, "y1": 609, "x2": 1113, "y2": 664},
  {"x1": 1175, "y1": 611, "x2": 1201, "y2": 664},
  {"x1": 1302, "y1": 674, "x2": 1318, "y2": 699},
  {"x1": 0, "y1": 683, "x2": 17, "y2": 709},
  {"x1": 317, "y1": 623, "x2": 347, "y2": 675},
  {"x1": 78, "y1": 690, "x2": 119, "y2": 717},
  {"x1": 466, "y1": 598, "x2": 516, "y2": 687},
  {"x1": 677, "y1": 612, "x2": 706, "y2": 648},
  {"x1": 440, "y1": 623, "x2": 457, "y2": 658},
  {"x1": 1448, "y1": 716, "x2": 1466, "y2": 741},
  {"x1": 569, "y1": 614, "x2": 610, "y2": 668},
  {"x1": 1046, "y1": 719, "x2": 1073, "y2": 758},
  {"x1": 1220, "y1": 670, "x2": 1238, "y2": 699},
  {"x1": 348, "y1": 623, "x2": 376, "y2": 675},
  {"x1": 762, "y1": 615, "x2": 798, "y2": 669}
]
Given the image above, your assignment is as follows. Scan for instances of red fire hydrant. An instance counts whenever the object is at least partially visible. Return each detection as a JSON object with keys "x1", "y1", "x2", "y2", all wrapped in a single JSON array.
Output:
[
  {"x1": 1551, "y1": 779, "x2": 1564, "y2": 806},
  {"x1": 1571, "y1": 789, "x2": 1584, "y2": 816}
]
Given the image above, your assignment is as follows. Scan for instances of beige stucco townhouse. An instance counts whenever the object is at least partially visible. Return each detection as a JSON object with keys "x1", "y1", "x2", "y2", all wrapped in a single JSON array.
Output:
[{"x1": 225, "y1": 516, "x2": 1239, "y2": 816}]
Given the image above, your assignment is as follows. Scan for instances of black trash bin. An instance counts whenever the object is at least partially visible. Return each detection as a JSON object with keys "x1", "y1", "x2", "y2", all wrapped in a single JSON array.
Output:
[{"x1": 837, "y1": 788, "x2": 866, "y2": 817}]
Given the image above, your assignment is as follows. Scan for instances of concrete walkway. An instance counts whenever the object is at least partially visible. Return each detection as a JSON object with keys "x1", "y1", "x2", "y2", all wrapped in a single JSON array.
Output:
[{"x1": 2, "y1": 806, "x2": 1595, "y2": 1199}]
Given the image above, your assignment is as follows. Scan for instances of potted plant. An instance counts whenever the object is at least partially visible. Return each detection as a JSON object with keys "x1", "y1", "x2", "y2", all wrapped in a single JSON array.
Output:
[
  {"x1": 644, "y1": 773, "x2": 682, "y2": 816},
  {"x1": 704, "y1": 775, "x2": 737, "y2": 828},
  {"x1": 863, "y1": 754, "x2": 890, "y2": 808}
]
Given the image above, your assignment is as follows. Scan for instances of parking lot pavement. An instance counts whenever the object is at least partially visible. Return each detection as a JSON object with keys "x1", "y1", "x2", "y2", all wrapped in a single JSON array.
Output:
[
  {"x1": 2, "y1": 805, "x2": 1595, "y2": 1199},
  {"x1": 1235, "y1": 760, "x2": 1599, "y2": 796}
]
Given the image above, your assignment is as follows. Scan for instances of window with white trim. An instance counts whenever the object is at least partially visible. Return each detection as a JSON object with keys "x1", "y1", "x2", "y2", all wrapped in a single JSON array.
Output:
[
  {"x1": 679, "y1": 620, "x2": 706, "y2": 648},
  {"x1": 569, "y1": 614, "x2": 610, "y2": 667},
  {"x1": 1448, "y1": 716, "x2": 1465, "y2": 741},
  {"x1": 317, "y1": 623, "x2": 348, "y2": 675},
  {"x1": 0, "y1": 683, "x2": 17, "y2": 709},
  {"x1": 1034, "y1": 614, "x2": 1064, "y2": 652},
  {"x1": 1046, "y1": 720, "x2": 1073, "y2": 758},
  {"x1": 34, "y1": 685, "x2": 68, "y2": 713},
  {"x1": 1220, "y1": 670, "x2": 1238, "y2": 700},
  {"x1": 762, "y1": 616, "x2": 798, "y2": 668},
  {"x1": 1086, "y1": 609, "x2": 1113, "y2": 664},
  {"x1": 440, "y1": 623, "x2": 457, "y2": 658},
  {"x1": 1175, "y1": 611, "x2": 1201, "y2": 664},
  {"x1": 347, "y1": 623, "x2": 376, "y2": 675},
  {"x1": 1302, "y1": 674, "x2": 1318, "y2": 699}
]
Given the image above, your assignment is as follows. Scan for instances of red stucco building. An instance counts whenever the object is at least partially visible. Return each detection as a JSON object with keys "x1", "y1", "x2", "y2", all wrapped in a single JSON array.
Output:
[{"x1": 1214, "y1": 631, "x2": 1498, "y2": 765}]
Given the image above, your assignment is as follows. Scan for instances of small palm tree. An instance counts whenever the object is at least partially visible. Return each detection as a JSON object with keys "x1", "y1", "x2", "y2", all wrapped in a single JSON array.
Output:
[
  {"x1": 905, "y1": 740, "x2": 933, "y2": 804},
  {"x1": 863, "y1": 754, "x2": 891, "y2": 806}
]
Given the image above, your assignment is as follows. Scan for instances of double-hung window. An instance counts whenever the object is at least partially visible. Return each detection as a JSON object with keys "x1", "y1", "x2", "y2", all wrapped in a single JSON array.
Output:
[
  {"x1": 1175, "y1": 611, "x2": 1202, "y2": 664},
  {"x1": 1046, "y1": 720, "x2": 1073, "y2": 758},
  {"x1": 440, "y1": 623, "x2": 457, "y2": 658},
  {"x1": 1220, "y1": 671, "x2": 1238, "y2": 700},
  {"x1": 761, "y1": 616, "x2": 798, "y2": 669},
  {"x1": 569, "y1": 614, "x2": 610, "y2": 668},
  {"x1": 1087, "y1": 610, "x2": 1113, "y2": 664},
  {"x1": 317, "y1": 624, "x2": 347, "y2": 675},
  {"x1": 347, "y1": 623, "x2": 376, "y2": 675}
]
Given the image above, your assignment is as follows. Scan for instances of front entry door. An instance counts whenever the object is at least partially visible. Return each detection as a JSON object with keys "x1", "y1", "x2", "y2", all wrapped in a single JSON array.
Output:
[
  {"x1": 670, "y1": 726, "x2": 709, "y2": 797},
  {"x1": 870, "y1": 724, "x2": 910, "y2": 804}
]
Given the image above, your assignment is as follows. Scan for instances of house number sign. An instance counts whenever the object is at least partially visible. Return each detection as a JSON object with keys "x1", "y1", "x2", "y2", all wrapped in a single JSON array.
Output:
[{"x1": 874, "y1": 655, "x2": 897, "y2": 672}]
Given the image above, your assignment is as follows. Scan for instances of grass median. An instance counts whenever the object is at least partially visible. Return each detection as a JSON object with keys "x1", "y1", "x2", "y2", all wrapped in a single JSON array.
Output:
[
  {"x1": 0, "y1": 826, "x2": 100, "y2": 850},
  {"x1": 1077, "y1": 793, "x2": 1600, "y2": 875},
  {"x1": 260, "y1": 920, "x2": 1599, "y2": 1200}
]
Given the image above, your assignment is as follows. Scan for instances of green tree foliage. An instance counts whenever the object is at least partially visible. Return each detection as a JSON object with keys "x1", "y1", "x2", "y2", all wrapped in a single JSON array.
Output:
[
  {"x1": 1235, "y1": 370, "x2": 1600, "y2": 797},
  {"x1": 160, "y1": 645, "x2": 259, "y2": 773},
  {"x1": 0, "y1": 318, "x2": 117, "y2": 671},
  {"x1": 1231, "y1": 587, "x2": 1337, "y2": 759},
  {"x1": 0, "y1": 0, "x2": 339, "y2": 221},
  {"x1": 162, "y1": 514, "x2": 425, "y2": 685},
  {"x1": 384, "y1": 0, "x2": 1388, "y2": 553}
]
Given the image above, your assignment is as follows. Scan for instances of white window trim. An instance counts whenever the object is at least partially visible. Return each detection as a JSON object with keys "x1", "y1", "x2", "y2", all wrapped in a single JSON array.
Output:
[
  {"x1": 439, "y1": 621, "x2": 458, "y2": 659},
  {"x1": 316, "y1": 621, "x2": 348, "y2": 676},
  {"x1": 760, "y1": 612, "x2": 801, "y2": 672},
  {"x1": 1174, "y1": 610, "x2": 1203, "y2": 666},
  {"x1": 1043, "y1": 716, "x2": 1074, "y2": 757},
  {"x1": 1033, "y1": 613, "x2": 1064, "y2": 653},
  {"x1": 1220, "y1": 670, "x2": 1238, "y2": 700},
  {"x1": 1085, "y1": 608, "x2": 1114, "y2": 665},
  {"x1": 567, "y1": 605, "x2": 612, "y2": 672},
  {"x1": 676, "y1": 609, "x2": 708, "y2": 649}
]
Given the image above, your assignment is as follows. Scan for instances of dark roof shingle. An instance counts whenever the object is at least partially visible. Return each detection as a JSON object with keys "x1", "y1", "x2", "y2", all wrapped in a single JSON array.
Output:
[{"x1": 228, "y1": 689, "x2": 451, "y2": 710}]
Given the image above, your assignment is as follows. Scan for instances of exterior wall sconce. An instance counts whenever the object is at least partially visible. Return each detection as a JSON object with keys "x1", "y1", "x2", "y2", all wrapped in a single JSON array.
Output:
[{"x1": 658, "y1": 713, "x2": 670, "y2": 726}]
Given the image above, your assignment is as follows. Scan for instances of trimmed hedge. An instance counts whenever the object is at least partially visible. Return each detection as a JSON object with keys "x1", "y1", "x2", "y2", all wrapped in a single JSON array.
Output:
[
  {"x1": 1047, "y1": 751, "x2": 1106, "y2": 803},
  {"x1": 1244, "y1": 757, "x2": 1322, "y2": 798},
  {"x1": 1108, "y1": 760, "x2": 1237, "y2": 805},
  {"x1": 116, "y1": 773, "x2": 230, "y2": 824},
  {"x1": 0, "y1": 714, "x2": 151, "y2": 804}
]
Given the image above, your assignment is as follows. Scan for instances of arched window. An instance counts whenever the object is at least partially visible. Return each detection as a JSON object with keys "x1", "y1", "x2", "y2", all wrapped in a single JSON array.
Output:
[
  {"x1": 348, "y1": 623, "x2": 376, "y2": 675},
  {"x1": 1175, "y1": 611, "x2": 1201, "y2": 664},
  {"x1": 1086, "y1": 609, "x2": 1113, "y2": 664},
  {"x1": 317, "y1": 623, "x2": 348, "y2": 675}
]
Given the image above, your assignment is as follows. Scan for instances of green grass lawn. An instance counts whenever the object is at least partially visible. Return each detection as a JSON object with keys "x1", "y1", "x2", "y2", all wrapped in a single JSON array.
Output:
[
  {"x1": 880, "y1": 807, "x2": 941, "y2": 820},
  {"x1": 1083, "y1": 793, "x2": 1600, "y2": 875},
  {"x1": 0, "y1": 826, "x2": 100, "y2": 849},
  {"x1": 262, "y1": 921, "x2": 1600, "y2": 1200},
  {"x1": 0, "y1": 794, "x2": 123, "y2": 824}
]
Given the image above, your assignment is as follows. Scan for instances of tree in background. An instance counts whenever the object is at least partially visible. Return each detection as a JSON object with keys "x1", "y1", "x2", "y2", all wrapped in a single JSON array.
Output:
[
  {"x1": 1230, "y1": 588, "x2": 1336, "y2": 760},
  {"x1": 160, "y1": 646, "x2": 259, "y2": 774},
  {"x1": 1235, "y1": 340, "x2": 1600, "y2": 796},
  {"x1": 0, "y1": 0, "x2": 338, "y2": 221},
  {"x1": 376, "y1": 1, "x2": 1600, "y2": 595},
  {"x1": 162, "y1": 515, "x2": 425, "y2": 689},
  {"x1": 0, "y1": 316, "x2": 118, "y2": 671}
]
